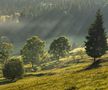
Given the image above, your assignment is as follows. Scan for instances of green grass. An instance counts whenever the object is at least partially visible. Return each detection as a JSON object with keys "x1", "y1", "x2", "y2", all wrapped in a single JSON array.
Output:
[{"x1": 0, "y1": 56, "x2": 108, "y2": 90}]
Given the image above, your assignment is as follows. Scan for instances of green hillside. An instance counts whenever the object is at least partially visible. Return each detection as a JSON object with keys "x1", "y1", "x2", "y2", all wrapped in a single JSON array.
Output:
[{"x1": 0, "y1": 54, "x2": 108, "y2": 90}]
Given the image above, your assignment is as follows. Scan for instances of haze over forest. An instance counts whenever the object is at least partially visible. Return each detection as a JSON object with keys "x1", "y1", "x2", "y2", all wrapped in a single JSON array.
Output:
[{"x1": 0, "y1": 0, "x2": 108, "y2": 53}]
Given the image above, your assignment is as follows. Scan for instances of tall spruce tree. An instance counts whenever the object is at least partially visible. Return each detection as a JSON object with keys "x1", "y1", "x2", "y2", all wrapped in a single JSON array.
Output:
[{"x1": 85, "y1": 10, "x2": 107, "y2": 62}]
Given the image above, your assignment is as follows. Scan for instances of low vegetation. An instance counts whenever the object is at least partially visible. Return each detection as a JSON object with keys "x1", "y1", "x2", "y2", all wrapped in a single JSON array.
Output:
[
  {"x1": 0, "y1": 56, "x2": 108, "y2": 90},
  {"x1": 2, "y1": 57, "x2": 24, "y2": 81}
]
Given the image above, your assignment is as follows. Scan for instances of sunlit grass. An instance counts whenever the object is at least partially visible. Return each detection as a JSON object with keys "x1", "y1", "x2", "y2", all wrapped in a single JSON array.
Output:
[{"x1": 0, "y1": 56, "x2": 108, "y2": 90}]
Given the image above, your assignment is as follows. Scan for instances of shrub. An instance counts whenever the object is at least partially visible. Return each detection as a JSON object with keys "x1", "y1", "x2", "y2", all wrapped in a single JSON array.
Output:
[{"x1": 2, "y1": 57, "x2": 24, "y2": 80}]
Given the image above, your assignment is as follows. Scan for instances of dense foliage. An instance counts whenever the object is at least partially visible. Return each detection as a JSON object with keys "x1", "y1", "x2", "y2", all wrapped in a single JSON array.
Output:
[
  {"x1": 85, "y1": 10, "x2": 107, "y2": 62},
  {"x1": 49, "y1": 36, "x2": 71, "y2": 60},
  {"x1": 21, "y1": 36, "x2": 45, "y2": 68},
  {"x1": 0, "y1": 36, "x2": 13, "y2": 63},
  {"x1": 2, "y1": 57, "x2": 24, "y2": 80}
]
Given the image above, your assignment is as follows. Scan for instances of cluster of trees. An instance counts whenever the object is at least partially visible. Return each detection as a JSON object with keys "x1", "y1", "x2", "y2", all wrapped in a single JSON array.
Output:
[
  {"x1": 1, "y1": 36, "x2": 71, "y2": 80},
  {"x1": 20, "y1": 36, "x2": 71, "y2": 68},
  {"x1": 1, "y1": 10, "x2": 108, "y2": 81}
]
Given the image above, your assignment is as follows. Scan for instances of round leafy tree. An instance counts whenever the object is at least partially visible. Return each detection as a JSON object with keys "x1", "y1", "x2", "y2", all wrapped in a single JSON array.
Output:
[
  {"x1": 0, "y1": 36, "x2": 13, "y2": 63},
  {"x1": 2, "y1": 57, "x2": 24, "y2": 80},
  {"x1": 49, "y1": 36, "x2": 71, "y2": 60},
  {"x1": 21, "y1": 36, "x2": 45, "y2": 69}
]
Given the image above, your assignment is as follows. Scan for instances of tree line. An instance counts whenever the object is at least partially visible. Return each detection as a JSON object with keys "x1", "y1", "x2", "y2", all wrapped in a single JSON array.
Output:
[{"x1": 1, "y1": 10, "x2": 107, "y2": 81}]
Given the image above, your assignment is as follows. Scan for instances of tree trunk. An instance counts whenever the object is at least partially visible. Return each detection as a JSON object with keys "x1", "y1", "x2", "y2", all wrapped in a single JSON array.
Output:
[
  {"x1": 11, "y1": 76, "x2": 15, "y2": 82},
  {"x1": 31, "y1": 62, "x2": 34, "y2": 69},
  {"x1": 94, "y1": 57, "x2": 96, "y2": 62}
]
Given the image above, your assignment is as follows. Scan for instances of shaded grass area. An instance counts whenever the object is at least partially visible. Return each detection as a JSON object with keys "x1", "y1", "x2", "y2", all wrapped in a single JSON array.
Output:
[
  {"x1": 24, "y1": 72, "x2": 56, "y2": 77},
  {"x1": 0, "y1": 60, "x2": 108, "y2": 90},
  {"x1": 84, "y1": 59, "x2": 102, "y2": 70},
  {"x1": 0, "y1": 79, "x2": 10, "y2": 85}
]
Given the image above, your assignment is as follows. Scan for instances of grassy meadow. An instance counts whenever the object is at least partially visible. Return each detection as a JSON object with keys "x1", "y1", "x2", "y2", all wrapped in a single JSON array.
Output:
[{"x1": 0, "y1": 53, "x2": 108, "y2": 90}]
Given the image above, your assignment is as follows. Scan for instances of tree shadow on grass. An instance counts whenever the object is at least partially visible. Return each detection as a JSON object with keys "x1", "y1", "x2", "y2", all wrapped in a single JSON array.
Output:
[
  {"x1": 84, "y1": 59, "x2": 102, "y2": 70},
  {"x1": 65, "y1": 86, "x2": 78, "y2": 90},
  {"x1": 0, "y1": 79, "x2": 16, "y2": 85},
  {"x1": 0, "y1": 72, "x2": 55, "y2": 85},
  {"x1": 25, "y1": 72, "x2": 55, "y2": 77},
  {"x1": 77, "y1": 59, "x2": 102, "y2": 72},
  {"x1": 35, "y1": 72, "x2": 55, "y2": 77}
]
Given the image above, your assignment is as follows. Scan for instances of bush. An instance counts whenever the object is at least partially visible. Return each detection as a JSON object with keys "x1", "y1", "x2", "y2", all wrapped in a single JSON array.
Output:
[{"x1": 2, "y1": 57, "x2": 24, "y2": 80}]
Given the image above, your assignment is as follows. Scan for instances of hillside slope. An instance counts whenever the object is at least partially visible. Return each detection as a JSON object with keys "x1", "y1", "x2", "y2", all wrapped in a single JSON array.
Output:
[{"x1": 0, "y1": 59, "x2": 108, "y2": 90}]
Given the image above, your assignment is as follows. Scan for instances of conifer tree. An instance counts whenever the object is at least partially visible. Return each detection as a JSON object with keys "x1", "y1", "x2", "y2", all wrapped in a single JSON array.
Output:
[{"x1": 85, "y1": 10, "x2": 107, "y2": 62}]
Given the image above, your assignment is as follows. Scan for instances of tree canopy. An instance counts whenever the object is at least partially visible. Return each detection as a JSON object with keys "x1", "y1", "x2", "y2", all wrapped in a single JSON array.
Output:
[
  {"x1": 49, "y1": 36, "x2": 71, "y2": 60},
  {"x1": 21, "y1": 36, "x2": 45, "y2": 68}
]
